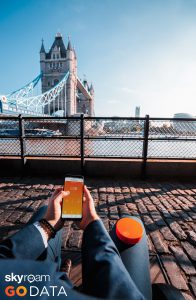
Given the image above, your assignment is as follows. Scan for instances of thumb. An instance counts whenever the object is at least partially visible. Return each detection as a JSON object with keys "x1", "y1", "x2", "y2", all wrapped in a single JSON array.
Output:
[{"x1": 84, "y1": 185, "x2": 91, "y2": 201}]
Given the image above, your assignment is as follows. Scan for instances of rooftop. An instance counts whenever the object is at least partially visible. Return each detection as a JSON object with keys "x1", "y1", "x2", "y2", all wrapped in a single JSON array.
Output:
[
  {"x1": 0, "y1": 177, "x2": 195, "y2": 299},
  {"x1": 45, "y1": 35, "x2": 67, "y2": 59}
]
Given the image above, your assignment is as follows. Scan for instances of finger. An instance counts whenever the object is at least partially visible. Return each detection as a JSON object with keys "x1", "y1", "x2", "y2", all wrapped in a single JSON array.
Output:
[
  {"x1": 51, "y1": 187, "x2": 63, "y2": 198},
  {"x1": 62, "y1": 191, "x2": 70, "y2": 197},
  {"x1": 60, "y1": 193, "x2": 69, "y2": 205},
  {"x1": 84, "y1": 185, "x2": 91, "y2": 200},
  {"x1": 55, "y1": 191, "x2": 70, "y2": 205}
]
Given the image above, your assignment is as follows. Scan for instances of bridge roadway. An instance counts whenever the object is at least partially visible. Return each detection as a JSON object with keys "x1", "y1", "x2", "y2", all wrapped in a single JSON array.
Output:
[{"x1": 0, "y1": 115, "x2": 81, "y2": 142}]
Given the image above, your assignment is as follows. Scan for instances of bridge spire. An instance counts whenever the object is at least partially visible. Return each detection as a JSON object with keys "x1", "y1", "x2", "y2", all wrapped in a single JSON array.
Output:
[
  {"x1": 89, "y1": 83, "x2": 94, "y2": 94},
  {"x1": 56, "y1": 32, "x2": 62, "y2": 37},
  {"x1": 67, "y1": 36, "x2": 73, "y2": 50},
  {"x1": 40, "y1": 39, "x2": 45, "y2": 53}
]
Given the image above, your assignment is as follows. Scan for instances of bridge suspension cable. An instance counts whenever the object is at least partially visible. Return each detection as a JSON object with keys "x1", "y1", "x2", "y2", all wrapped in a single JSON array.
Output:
[
  {"x1": 7, "y1": 73, "x2": 42, "y2": 100},
  {"x1": 6, "y1": 72, "x2": 69, "y2": 114}
]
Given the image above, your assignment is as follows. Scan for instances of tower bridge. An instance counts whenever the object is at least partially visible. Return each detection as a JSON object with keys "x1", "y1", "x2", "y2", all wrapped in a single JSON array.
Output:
[{"x1": 0, "y1": 33, "x2": 94, "y2": 117}]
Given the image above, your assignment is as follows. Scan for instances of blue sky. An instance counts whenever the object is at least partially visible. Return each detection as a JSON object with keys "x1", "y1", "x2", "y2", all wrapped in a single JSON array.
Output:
[{"x1": 0, "y1": 0, "x2": 196, "y2": 117}]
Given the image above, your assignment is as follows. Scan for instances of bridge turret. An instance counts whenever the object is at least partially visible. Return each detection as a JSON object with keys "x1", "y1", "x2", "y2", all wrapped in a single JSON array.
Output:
[
  {"x1": 73, "y1": 47, "x2": 77, "y2": 59},
  {"x1": 67, "y1": 39, "x2": 73, "y2": 51},
  {"x1": 66, "y1": 38, "x2": 75, "y2": 74},
  {"x1": 40, "y1": 39, "x2": 45, "y2": 60},
  {"x1": 39, "y1": 34, "x2": 94, "y2": 117},
  {"x1": 89, "y1": 83, "x2": 95, "y2": 116},
  {"x1": 73, "y1": 46, "x2": 77, "y2": 75},
  {"x1": 89, "y1": 83, "x2": 94, "y2": 96},
  {"x1": 83, "y1": 79, "x2": 88, "y2": 90},
  {"x1": 66, "y1": 38, "x2": 77, "y2": 116},
  {"x1": 40, "y1": 39, "x2": 46, "y2": 80}
]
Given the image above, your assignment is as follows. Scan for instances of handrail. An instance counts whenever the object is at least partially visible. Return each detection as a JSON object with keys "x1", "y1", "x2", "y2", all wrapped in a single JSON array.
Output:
[{"x1": 0, "y1": 114, "x2": 195, "y2": 177}]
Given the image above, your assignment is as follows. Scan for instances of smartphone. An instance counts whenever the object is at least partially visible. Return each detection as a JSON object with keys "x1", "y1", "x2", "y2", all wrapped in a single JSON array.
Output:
[{"x1": 61, "y1": 175, "x2": 84, "y2": 220}]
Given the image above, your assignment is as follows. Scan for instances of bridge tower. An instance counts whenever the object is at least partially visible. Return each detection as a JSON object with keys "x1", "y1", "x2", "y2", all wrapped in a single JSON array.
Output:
[{"x1": 40, "y1": 33, "x2": 94, "y2": 116}]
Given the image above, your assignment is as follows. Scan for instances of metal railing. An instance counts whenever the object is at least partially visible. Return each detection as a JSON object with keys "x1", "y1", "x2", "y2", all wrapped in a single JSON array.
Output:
[{"x1": 0, "y1": 114, "x2": 195, "y2": 174}]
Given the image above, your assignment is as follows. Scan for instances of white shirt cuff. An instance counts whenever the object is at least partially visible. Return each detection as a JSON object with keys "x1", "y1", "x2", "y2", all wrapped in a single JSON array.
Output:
[{"x1": 33, "y1": 221, "x2": 48, "y2": 248}]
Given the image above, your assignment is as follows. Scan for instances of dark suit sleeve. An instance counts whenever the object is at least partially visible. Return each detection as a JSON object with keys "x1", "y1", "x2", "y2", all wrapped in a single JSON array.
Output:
[
  {"x1": 82, "y1": 219, "x2": 145, "y2": 300},
  {"x1": 0, "y1": 224, "x2": 45, "y2": 260}
]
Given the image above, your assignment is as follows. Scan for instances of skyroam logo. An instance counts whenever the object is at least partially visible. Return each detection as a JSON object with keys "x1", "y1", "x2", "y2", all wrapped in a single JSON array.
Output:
[
  {"x1": 5, "y1": 273, "x2": 50, "y2": 284},
  {"x1": 4, "y1": 273, "x2": 68, "y2": 297}
]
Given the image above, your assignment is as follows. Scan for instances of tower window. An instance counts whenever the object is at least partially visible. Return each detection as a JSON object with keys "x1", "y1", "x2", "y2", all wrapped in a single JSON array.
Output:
[{"x1": 54, "y1": 79, "x2": 59, "y2": 86}]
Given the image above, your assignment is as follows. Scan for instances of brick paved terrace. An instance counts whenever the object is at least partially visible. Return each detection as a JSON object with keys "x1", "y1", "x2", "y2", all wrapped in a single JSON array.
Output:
[{"x1": 0, "y1": 177, "x2": 195, "y2": 299}]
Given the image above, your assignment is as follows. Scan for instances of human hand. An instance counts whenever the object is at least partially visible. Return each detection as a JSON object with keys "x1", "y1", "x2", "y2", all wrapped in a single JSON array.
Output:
[
  {"x1": 44, "y1": 188, "x2": 70, "y2": 231},
  {"x1": 79, "y1": 185, "x2": 99, "y2": 230}
]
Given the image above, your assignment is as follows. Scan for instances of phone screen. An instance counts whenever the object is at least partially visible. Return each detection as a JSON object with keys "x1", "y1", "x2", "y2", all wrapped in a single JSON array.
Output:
[{"x1": 62, "y1": 176, "x2": 84, "y2": 219}]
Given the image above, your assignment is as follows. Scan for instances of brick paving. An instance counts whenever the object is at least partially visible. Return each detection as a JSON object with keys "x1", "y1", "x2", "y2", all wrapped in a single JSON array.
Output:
[{"x1": 0, "y1": 177, "x2": 195, "y2": 299}]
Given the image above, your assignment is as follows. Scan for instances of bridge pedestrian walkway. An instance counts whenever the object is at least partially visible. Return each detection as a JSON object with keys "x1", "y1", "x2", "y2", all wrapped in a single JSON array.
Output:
[{"x1": 0, "y1": 177, "x2": 195, "y2": 299}]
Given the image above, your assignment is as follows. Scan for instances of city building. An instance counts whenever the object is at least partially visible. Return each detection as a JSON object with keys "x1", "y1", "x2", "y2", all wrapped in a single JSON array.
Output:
[
  {"x1": 40, "y1": 33, "x2": 94, "y2": 116},
  {"x1": 173, "y1": 113, "x2": 195, "y2": 119},
  {"x1": 135, "y1": 106, "x2": 140, "y2": 118},
  {"x1": 173, "y1": 113, "x2": 196, "y2": 133}
]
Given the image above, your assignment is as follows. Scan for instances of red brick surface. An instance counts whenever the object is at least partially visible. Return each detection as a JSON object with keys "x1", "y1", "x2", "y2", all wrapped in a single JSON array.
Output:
[{"x1": 0, "y1": 177, "x2": 195, "y2": 299}]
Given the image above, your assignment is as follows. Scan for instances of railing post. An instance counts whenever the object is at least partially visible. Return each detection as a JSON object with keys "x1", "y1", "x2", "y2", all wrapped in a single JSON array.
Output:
[
  {"x1": 141, "y1": 114, "x2": 149, "y2": 179},
  {"x1": 80, "y1": 113, "x2": 85, "y2": 174},
  {"x1": 19, "y1": 114, "x2": 26, "y2": 173}
]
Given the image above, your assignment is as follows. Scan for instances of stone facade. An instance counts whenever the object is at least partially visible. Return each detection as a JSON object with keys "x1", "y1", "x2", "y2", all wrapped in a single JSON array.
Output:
[{"x1": 40, "y1": 33, "x2": 94, "y2": 116}]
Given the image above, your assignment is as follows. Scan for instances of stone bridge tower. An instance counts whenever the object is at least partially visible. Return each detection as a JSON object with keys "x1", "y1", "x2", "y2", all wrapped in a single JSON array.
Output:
[{"x1": 40, "y1": 33, "x2": 94, "y2": 116}]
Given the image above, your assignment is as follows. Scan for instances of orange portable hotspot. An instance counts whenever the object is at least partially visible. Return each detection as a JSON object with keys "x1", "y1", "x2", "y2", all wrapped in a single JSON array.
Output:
[{"x1": 116, "y1": 217, "x2": 143, "y2": 245}]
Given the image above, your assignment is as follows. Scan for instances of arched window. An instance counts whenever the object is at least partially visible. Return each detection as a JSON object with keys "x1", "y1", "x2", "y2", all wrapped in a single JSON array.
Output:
[{"x1": 54, "y1": 79, "x2": 59, "y2": 86}]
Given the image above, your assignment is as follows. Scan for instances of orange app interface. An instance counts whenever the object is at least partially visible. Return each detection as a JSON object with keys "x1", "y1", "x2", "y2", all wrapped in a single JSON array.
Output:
[{"x1": 62, "y1": 177, "x2": 83, "y2": 218}]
